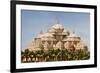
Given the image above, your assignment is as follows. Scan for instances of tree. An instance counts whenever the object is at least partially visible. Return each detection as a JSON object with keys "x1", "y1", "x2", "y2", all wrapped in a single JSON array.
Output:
[{"x1": 21, "y1": 48, "x2": 90, "y2": 62}]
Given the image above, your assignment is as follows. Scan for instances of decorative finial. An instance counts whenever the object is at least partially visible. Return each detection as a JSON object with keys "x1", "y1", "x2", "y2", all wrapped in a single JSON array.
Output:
[
  {"x1": 54, "y1": 16, "x2": 60, "y2": 24},
  {"x1": 40, "y1": 30, "x2": 43, "y2": 34}
]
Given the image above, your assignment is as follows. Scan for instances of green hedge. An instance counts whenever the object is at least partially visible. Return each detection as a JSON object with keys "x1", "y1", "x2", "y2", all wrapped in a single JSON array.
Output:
[{"x1": 21, "y1": 48, "x2": 90, "y2": 62}]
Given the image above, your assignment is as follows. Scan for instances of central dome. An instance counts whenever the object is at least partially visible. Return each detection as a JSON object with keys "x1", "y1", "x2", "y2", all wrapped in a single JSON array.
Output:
[
  {"x1": 49, "y1": 24, "x2": 64, "y2": 33},
  {"x1": 52, "y1": 24, "x2": 64, "y2": 30}
]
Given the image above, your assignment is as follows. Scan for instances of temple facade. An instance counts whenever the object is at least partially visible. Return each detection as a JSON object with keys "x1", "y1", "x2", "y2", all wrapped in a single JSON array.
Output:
[{"x1": 26, "y1": 22, "x2": 89, "y2": 51}]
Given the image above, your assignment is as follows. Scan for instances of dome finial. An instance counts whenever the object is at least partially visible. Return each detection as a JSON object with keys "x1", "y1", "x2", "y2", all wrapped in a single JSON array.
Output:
[
  {"x1": 40, "y1": 30, "x2": 43, "y2": 34},
  {"x1": 55, "y1": 16, "x2": 60, "y2": 24}
]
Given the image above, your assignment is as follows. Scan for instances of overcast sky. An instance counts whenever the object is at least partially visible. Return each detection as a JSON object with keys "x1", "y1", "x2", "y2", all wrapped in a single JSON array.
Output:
[{"x1": 21, "y1": 10, "x2": 90, "y2": 50}]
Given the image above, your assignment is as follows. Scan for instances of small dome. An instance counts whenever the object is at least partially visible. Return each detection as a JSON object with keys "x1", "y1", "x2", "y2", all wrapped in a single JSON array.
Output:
[
  {"x1": 64, "y1": 33, "x2": 80, "y2": 42},
  {"x1": 68, "y1": 32, "x2": 79, "y2": 38},
  {"x1": 78, "y1": 41, "x2": 86, "y2": 46},
  {"x1": 37, "y1": 32, "x2": 53, "y2": 38},
  {"x1": 42, "y1": 33, "x2": 53, "y2": 38},
  {"x1": 75, "y1": 41, "x2": 87, "y2": 50},
  {"x1": 48, "y1": 28, "x2": 55, "y2": 33}
]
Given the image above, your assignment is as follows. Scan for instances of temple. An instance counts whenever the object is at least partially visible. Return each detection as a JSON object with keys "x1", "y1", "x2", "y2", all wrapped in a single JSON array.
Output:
[{"x1": 25, "y1": 21, "x2": 89, "y2": 52}]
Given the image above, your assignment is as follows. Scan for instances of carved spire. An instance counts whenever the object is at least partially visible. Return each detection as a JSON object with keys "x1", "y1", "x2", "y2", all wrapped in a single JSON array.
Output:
[
  {"x1": 54, "y1": 16, "x2": 60, "y2": 24},
  {"x1": 40, "y1": 30, "x2": 43, "y2": 34}
]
